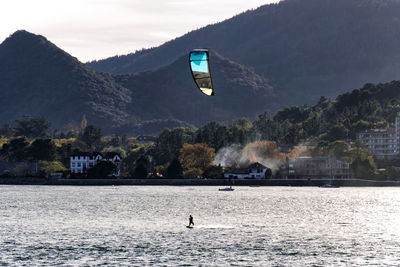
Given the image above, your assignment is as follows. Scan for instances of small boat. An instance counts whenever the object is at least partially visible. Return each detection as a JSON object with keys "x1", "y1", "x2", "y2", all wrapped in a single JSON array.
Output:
[{"x1": 219, "y1": 186, "x2": 234, "y2": 191}]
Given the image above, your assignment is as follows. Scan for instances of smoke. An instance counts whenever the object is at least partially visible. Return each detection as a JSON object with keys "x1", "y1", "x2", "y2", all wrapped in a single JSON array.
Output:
[
  {"x1": 214, "y1": 141, "x2": 307, "y2": 171},
  {"x1": 213, "y1": 144, "x2": 243, "y2": 168}
]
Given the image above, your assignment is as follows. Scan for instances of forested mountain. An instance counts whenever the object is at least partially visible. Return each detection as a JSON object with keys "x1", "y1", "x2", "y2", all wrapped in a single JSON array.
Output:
[
  {"x1": 252, "y1": 80, "x2": 400, "y2": 145},
  {"x1": 0, "y1": 31, "x2": 278, "y2": 134},
  {"x1": 0, "y1": 30, "x2": 133, "y2": 130},
  {"x1": 88, "y1": 0, "x2": 400, "y2": 104},
  {"x1": 115, "y1": 51, "x2": 277, "y2": 129}
]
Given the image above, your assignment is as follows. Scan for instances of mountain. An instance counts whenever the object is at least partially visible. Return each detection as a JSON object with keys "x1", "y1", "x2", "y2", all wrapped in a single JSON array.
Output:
[
  {"x1": 115, "y1": 51, "x2": 278, "y2": 129},
  {"x1": 0, "y1": 30, "x2": 132, "y2": 130},
  {"x1": 258, "y1": 79, "x2": 400, "y2": 145},
  {"x1": 0, "y1": 31, "x2": 278, "y2": 134},
  {"x1": 88, "y1": 0, "x2": 400, "y2": 104}
]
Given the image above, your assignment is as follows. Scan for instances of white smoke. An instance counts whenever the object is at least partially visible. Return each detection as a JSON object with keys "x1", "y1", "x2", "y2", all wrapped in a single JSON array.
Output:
[{"x1": 214, "y1": 142, "x2": 284, "y2": 171}]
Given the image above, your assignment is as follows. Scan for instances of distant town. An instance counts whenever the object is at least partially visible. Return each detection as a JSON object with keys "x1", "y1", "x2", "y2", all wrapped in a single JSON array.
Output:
[{"x1": 1, "y1": 108, "x2": 400, "y2": 184}]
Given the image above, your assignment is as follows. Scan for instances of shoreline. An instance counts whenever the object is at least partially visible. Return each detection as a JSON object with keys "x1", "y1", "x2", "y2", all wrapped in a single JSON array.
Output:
[{"x1": 1, "y1": 177, "x2": 400, "y2": 187}]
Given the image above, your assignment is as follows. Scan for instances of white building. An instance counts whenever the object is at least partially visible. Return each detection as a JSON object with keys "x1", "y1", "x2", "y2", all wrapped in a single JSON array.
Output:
[
  {"x1": 291, "y1": 156, "x2": 350, "y2": 178},
  {"x1": 357, "y1": 111, "x2": 400, "y2": 160},
  {"x1": 70, "y1": 152, "x2": 121, "y2": 176},
  {"x1": 358, "y1": 128, "x2": 399, "y2": 159},
  {"x1": 224, "y1": 162, "x2": 269, "y2": 179}
]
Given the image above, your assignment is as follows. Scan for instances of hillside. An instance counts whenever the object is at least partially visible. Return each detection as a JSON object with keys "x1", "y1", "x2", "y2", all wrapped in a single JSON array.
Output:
[
  {"x1": 88, "y1": 0, "x2": 400, "y2": 104},
  {"x1": 0, "y1": 31, "x2": 279, "y2": 134},
  {"x1": 255, "y1": 80, "x2": 400, "y2": 145},
  {"x1": 115, "y1": 51, "x2": 278, "y2": 128},
  {"x1": 0, "y1": 30, "x2": 133, "y2": 130}
]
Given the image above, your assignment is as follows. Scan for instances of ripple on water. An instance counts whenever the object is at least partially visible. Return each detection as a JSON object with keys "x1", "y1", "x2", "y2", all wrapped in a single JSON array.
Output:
[{"x1": 1, "y1": 186, "x2": 400, "y2": 266}]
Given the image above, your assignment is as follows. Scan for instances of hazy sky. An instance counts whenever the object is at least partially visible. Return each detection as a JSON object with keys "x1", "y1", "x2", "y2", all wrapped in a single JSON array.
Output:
[{"x1": 1, "y1": 0, "x2": 280, "y2": 62}]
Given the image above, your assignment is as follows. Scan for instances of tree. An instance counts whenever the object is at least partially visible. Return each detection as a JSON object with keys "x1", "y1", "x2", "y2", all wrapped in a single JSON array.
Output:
[
  {"x1": 29, "y1": 138, "x2": 56, "y2": 161},
  {"x1": 130, "y1": 155, "x2": 150, "y2": 178},
  {"x1": 0, "y1": 137, "x2": 30, "y2": 161},
  {"x1": 348, "y1": 141, "x2": 376, "y2": 179},
  {"x1": 154, "y1": 127, "x2": 195, "y2": 165},
  {"x1": 230, "y1": 117, "x2": 253, "y2": 145},
  {"x1": 81, "y1": 114, "x2": 88, "y2": 132},
  {"x1": 14, "y1": 116, "x2": 50, "y2": 138},
  {"x1": 327, "y1": 140, "x2": 350, "y2": 162},
  {"x1": 121, "y1": 143, "x2": 154, "y2": 174},
  {"x1": 351, "y1": 156, "x2": 376, "y2": 179},
  {"x1": 56, "y1": 143, "x2": 73, "y2": 167},
  {"x1": 195, "y1": 121, "x2": 230, "y2": 150},
  {"x1": 132, "y1": 164, "x2": 148, "y2": 178},
  {"x1": 325, "y1": 124, "x2": 349, "y2": 141},
  {"x1": 155, "y1": 165, "x2": 166, "y2": 178},
  {"x1": 80, "y1": 125, "x2": 102, "y2": 150},
  {"x1": 39, "y1": 161, "x2": 67, "y2": 178},
  {"x1": 0, "y1": 124, "x2": 15, "y2": 137},
  {"x1": 87, "y1": 161, "x2": 117, "y2": 178},
  {"x1": 179, "y1": 143, "x2": 215, "y2": 170},
  {"x1": 203, "y1": 165, "x2": 223, "y2": 178},
  {"x1": 166, "y1": 158, "x2": 183, "y2": 178},
  {"x1": 183, "y1": 168, "x2": 203, "y2": 178},
  {"x1": 253, "y1": 112, "x2": 275, "y2": 141}
]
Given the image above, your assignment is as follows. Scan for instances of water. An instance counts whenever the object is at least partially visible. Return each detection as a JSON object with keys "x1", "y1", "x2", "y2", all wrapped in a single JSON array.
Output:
[{"x1": 1, "y1": 186, "x2": 400, "y2": 266}]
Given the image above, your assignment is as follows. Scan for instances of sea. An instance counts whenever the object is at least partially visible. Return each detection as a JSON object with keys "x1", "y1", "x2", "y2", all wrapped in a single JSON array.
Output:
[{"x1": 1, "y1": 185, "x2": 400, "y2": 266}]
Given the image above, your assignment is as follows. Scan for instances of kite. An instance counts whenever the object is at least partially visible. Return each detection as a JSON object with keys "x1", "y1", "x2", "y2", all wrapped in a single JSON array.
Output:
[{"x1": 189, "y1": 49, "x2": 214, "y2": 96}]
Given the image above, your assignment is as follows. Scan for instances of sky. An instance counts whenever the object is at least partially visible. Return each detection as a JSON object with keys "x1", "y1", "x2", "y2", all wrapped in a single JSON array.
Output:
[{"x1": 0, "y1": 0, "x2": 280, "y2": 62}]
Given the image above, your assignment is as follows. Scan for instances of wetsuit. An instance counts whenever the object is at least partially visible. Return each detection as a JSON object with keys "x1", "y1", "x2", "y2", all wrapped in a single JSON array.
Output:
[{"x1": 189, "y1": 215, "x2": 194, "y2": 227}]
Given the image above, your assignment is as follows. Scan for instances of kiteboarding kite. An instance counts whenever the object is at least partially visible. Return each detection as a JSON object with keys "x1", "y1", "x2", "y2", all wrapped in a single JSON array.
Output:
[{"x1": 189, "y1": 49, "x2": 214, "y2": 96}]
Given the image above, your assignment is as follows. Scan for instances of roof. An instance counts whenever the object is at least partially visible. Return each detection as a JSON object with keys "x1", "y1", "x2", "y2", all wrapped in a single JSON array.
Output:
[
  {"x1": 248, "y1": 162, "x2": 267, "y2": 169},
  {"x1": 225, "y1": 168, "x2": 249, "y2": 175},
  {"x1": 71, "y1": 152, "x2": 102, "y2": 157},
  {"x1": 226, "y1": 162, "x2": 268, "y2": 174},
  {"x1": 360, "y1": 128, "x2": 396, "y2": 135},
  {"x1": 102, "y1": 152, "x2": 121, "y2": 159},
  {"x1": 70, "y1": 152, "x2": 121, "y2": 159}
]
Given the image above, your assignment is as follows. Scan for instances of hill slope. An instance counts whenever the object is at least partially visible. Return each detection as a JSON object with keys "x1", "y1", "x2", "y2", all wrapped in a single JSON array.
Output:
[
  {"x1": 0, "y1": 31, "x2": 280, "y2": 134},
  {"x1": 88, "y1": 0, "x2": 400, "y2": 103},
  {"x1": 115, "y1": 51, "x2": 278, "y2": 128},
  {"x1": 0, "y1": 30, "x2": 132, "y2": 130}
]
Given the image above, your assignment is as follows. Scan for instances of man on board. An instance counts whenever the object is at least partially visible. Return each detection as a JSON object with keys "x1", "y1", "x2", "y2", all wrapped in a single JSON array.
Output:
[{"x1": 189, "y1": 215, "x2": 194, "y2": 227}]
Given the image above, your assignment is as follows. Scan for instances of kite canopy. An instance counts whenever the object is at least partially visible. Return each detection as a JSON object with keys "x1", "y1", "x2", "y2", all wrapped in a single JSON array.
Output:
[{"x1": 189, "y1": 49, "x2": 214, "y2": 96}]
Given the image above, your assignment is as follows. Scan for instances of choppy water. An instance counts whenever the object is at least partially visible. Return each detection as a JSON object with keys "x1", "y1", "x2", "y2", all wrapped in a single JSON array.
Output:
[{"x1": 1, "y1": 186, "x2": 400, "y2": 266}]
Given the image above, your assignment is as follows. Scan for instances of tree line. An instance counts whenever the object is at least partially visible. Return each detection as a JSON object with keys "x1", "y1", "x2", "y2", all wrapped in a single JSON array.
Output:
[{"x1": 2, "y1": 81, "x2": 400, "y2": 179}]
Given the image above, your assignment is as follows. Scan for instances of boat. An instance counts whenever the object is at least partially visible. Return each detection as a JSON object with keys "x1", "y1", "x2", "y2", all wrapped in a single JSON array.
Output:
[{"x1": 218, "y1": 186, "x2": 234, "y2": 191}]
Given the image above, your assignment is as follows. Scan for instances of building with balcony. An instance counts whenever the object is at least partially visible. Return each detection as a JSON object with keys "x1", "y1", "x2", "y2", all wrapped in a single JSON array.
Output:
[
  {"x1": 70, "y1": 152, "x2": 121, "y2": 176},
  {"x1": 280, "y1": 157, "x2": 350, "y2": 178}
]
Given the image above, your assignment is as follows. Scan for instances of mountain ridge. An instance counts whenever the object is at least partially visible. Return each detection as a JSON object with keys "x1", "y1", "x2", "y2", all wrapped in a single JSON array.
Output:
[
  {"x1": 0, "y1": 30, "x2": 133, "y2": 130},
  {"x1": 0, "y1": 30, "x2": 279, "y2": 134},
  {"x1": 87, "y1": 0, "x2": 400, "y2": 104}
]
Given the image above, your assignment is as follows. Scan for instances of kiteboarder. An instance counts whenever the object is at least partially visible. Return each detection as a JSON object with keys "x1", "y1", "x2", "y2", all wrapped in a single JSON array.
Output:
[{"x1": 188, "y1": 215, "x2": 194, "y2": 227}]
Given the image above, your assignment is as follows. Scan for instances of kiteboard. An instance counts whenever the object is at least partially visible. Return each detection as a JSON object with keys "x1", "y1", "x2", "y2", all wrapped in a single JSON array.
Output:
[{"x1": 186, "y1": 226, "x2": 194, "y2": 229}]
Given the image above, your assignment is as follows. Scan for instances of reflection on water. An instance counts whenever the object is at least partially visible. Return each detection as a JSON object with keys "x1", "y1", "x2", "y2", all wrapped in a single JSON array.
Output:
[{"x1": 1, "y1": 186, "x2": 400, "y2": 265}]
